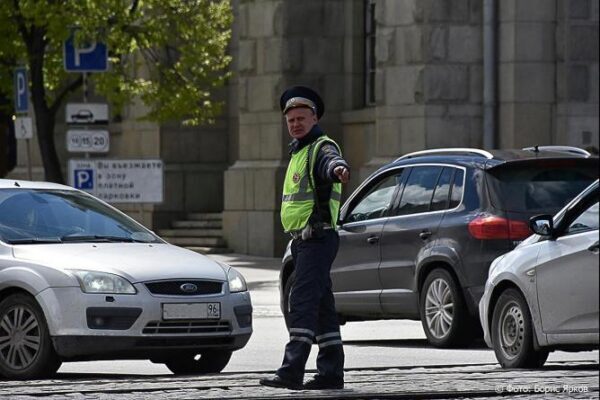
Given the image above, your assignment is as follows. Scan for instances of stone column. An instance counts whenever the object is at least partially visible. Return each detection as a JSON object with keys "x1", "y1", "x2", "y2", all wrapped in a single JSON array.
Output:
[
  {"x1": 498, "y1": 0, "x2": 557, "y2": 148},
  {"x1": 223, "y1": 0, "x2": 346, "y2": 256},
  {"x1": 364, "y1": 0, "x2": 483, "y2": 178},
  {"x1": 556, "y1": 0, "x2": 599, "y2": 149}
]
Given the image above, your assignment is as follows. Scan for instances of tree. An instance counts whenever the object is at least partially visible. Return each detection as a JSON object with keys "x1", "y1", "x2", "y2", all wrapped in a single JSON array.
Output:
[{"x1": 0, "y1": 0, "x2": 232, "y2": 183}]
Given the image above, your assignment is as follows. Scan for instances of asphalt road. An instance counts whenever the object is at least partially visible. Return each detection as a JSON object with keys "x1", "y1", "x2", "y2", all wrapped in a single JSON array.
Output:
[
  {"x1": 56, "y1": 254, "x2": 599, "y2": 375},
  {"x1": 2, "y1": 253, "x2": 597, "y2": 398}
]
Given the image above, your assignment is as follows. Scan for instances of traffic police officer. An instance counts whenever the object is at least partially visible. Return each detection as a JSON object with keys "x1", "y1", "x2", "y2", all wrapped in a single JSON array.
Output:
[{"x1": 260, "y1": 86, "x2": 350, "y2": 390}]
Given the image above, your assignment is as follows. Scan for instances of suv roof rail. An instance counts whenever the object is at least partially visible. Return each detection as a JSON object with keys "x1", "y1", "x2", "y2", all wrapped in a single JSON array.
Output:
[
  {"x1": 395, "y1": 148, "x2": 494, "y2": 162},
  {"x1": 522, "y1": 145, "x2": 591, "y2": 157}
]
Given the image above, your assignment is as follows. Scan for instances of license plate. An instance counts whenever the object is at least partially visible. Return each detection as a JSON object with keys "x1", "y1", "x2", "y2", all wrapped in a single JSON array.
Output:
[{"x1": 162, "y1": 303, "x2": 221, "y2": 320}]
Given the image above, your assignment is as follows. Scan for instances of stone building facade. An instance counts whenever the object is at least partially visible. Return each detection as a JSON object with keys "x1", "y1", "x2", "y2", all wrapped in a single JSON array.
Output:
[
  {"x1": 10, "y1": 0, "x2": 599, "y2": 257},
  {"x1": 222, "y1": 0, "x2": 599, "y2": 256}
]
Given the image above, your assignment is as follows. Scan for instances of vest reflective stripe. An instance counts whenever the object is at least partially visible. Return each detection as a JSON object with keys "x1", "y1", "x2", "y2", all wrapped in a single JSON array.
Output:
[
  {"x1": 281, "y1": 135, "x2": 343, "y2": 232},
  {"x1": 283, "y1": 190, "x2": 341, "y2": 203}
]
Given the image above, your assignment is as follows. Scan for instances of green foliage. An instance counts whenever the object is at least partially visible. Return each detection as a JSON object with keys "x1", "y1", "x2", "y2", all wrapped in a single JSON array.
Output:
[{"x1": 0, "y1": 0, "x2": 232, "y2": 125}]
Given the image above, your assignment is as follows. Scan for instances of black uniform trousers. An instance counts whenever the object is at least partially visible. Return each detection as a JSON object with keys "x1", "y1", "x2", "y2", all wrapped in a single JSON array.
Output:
[{"x1": 276, "y1": 229, "x2": 344, "y2": 384}]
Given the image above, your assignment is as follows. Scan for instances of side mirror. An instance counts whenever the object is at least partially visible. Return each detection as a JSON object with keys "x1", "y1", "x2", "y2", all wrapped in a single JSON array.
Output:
[{"x1": 529, "y1": 215, "x2": 554, "y2": 237}]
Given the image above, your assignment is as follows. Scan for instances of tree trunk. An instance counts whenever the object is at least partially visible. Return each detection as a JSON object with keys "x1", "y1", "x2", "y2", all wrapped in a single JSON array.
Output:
[{"x1": 28, "y1": 28, "x2": 64, "y2": 184}]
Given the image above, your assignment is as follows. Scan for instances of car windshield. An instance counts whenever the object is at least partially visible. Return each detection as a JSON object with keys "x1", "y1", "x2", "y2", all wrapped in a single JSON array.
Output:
[
  {"x1": 487, "y1": 160, "x2": 599, "y2": 214},
  {"x1": 0, "y1": 189, "x2": 160, "y2": 244}
]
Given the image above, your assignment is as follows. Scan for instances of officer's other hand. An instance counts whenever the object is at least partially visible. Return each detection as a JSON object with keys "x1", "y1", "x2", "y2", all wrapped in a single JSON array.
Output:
[{"x1": 334, "y1": 166, "x2": 350, "y2": 183}]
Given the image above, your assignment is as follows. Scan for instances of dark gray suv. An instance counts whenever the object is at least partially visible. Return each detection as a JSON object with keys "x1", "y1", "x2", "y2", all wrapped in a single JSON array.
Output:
[{"x1": 280, "y1": 147, "x2": 599, "y2": 347}]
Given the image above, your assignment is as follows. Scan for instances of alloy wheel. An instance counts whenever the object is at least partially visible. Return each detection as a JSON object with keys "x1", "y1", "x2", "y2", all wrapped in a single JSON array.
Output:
[
  {"x1": 498, "y1": 302, "x2": 524, "y2": 360},
  {"x1": 0, "y1": 305, "x2": 41, "y2": 370},
  {"x1": 425, "y1": 278, "x2": 454, "y2": 339}
]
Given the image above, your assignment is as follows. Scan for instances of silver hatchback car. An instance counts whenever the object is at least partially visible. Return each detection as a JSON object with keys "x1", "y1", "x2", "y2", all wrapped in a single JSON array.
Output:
[
  {"x1": 0, "y1": 179, "x2": 252, "y2": 379},
  {"x1": 479, "y1": 179, "x2": 599, "y2": 368}
]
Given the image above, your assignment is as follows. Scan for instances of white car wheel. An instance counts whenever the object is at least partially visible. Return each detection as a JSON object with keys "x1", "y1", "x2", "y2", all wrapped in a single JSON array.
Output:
[
  {"x1": 492, "y1": 288, "x2": 549, "y2": 368},
  {"x1": 0, "y1": 294, "x2": 61, "y2": 379}
]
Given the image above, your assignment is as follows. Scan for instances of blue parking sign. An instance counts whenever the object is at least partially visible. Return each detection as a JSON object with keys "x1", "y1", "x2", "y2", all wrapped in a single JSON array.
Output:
[
  {"x1": 14, "y1": 68, "x2": 29, "y2": 113},
  {"x1": 74, "y1": 169, "x2": 94, "y2": 190},
  {"x1": 64, "y1": 34, "x2": 108, "y2": 72}
]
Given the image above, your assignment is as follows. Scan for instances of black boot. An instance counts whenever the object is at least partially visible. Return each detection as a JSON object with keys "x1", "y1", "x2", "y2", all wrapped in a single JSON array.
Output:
[
  {"x1": 259, "y1": 375, "x2": 303, "y2": 390},
  {"x1": 303, "y1": 375, "x2": 344, "y2": 390}
]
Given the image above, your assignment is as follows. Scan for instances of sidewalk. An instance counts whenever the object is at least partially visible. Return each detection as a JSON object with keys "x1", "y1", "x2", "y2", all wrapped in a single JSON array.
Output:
[
  {"x1": 3, "y1": 361, "x2": 598, "y2": 399},
  {"x1": 207, "y1": 253, "x2": 282, "y2": 271}
]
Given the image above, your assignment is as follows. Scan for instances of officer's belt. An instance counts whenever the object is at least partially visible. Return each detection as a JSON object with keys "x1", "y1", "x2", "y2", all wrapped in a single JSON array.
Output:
[{"x1": 289, "y1": 224, "x2": 334, "y2": 240}]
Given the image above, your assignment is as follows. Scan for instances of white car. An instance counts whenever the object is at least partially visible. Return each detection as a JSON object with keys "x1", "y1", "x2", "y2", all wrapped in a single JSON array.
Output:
[
  {"x1": 479, "y1": 179, "x2": 599, "y2": 368},
  {"x1": 0, "y1": 179, "x2": 252, "y2": 379}
]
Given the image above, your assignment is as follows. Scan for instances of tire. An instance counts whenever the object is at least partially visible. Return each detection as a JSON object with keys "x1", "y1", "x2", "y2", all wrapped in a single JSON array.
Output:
[
  {"x1": 164, "y1": 350, "x2": 232, "y2": 375},
  {"x1": 419, "y1": 268, "x2": 474, "y2": 348},
  {"x1": 491, "y1": 288, "x2": 549, "y2": 368},
  {"x1": 282, "y1": 270, "x2": 296, "y2": 330},
  {"x1": 0, "y1": 293, "x2": 61, "y2": 379}
]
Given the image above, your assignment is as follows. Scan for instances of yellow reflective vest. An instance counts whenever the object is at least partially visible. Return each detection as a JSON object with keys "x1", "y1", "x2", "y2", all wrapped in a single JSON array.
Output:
[{"x1": 281, "y1": 135, "x2": 342, "y2": 232}]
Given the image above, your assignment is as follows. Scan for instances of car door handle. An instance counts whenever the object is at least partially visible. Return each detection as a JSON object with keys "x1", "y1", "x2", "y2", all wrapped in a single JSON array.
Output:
[
  {"x1": 419, "y1": 230, "x2": 432, "y2": 240},
  {"x1": 366, "y1": 236, "x2": 379, "y2": 244},
  {"x1": 589, "y1": 241, "x2": 599, "y2": 253}
]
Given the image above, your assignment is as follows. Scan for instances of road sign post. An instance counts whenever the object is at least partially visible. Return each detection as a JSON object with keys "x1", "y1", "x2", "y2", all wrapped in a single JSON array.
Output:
[
  {"x1": 13, "y1": 67, "x2": 33, "y2": 180},
  {"x1": 14, "y1": 68, "x2": 29, "y2": 114},
  {"x1": 63, "y1": 35, "x2": 108, "y2": 72},
  {"x1": 67, "y1": 129, "x2": 110, "y2": 153},
  {"x1": 14, "y1": 116, "x2": 33, "y2": 180},
  {"x1": 64, "y1": 31, "x2": 109, "y2": 159},
  {"x1": 68, "y1": 159, "x2": 164, "y2": 204}
]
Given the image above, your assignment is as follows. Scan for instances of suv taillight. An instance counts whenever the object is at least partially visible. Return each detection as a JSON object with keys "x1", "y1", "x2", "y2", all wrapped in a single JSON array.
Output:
[{"x1": 468, "y1": 216, "x2": 531, "y2": 240}]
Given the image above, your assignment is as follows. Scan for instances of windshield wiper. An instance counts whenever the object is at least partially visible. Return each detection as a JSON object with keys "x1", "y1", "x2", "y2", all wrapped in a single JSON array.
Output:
[
  {"x1": 8, "y1": 238, "x2": 63, "y2": 244},
  {"x1": 60, "y1": 235, "x2": 136, "y2": 243}
]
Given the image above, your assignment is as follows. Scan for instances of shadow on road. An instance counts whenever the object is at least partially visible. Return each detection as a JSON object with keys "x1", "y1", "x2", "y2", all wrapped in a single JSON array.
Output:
[{"x1": 344, "y1": 338, "x2": 490, "y2": 350}]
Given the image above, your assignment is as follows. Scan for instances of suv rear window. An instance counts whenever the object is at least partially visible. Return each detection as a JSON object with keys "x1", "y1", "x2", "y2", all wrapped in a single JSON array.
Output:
[{"x1": 487, "y1": 160, "x2": 598, "y2": 214}]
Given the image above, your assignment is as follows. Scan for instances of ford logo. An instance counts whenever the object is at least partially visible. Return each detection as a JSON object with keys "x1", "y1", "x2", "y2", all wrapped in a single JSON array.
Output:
[{"x1": 180, "y1": 283, "x2": 198, "y2": 293}]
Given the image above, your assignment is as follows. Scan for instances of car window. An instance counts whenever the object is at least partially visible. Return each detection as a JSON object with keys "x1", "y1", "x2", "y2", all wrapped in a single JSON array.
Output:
[
  {"x1": 396, "y1": 166, "x2": 443, "y2": 216},
  {"x1": 0, "y1": 189, "x2": 160, "y2": 244},
  {"x1": 430, "y1": 168, "x2": 453, "y2": 211},
  {"x1": 565, "y1": 201, "x2": 599, "y2": 235},
  {"x1": 449, "y1": 169, "x2": 465, "y2": 209},
  {"x1": 345, "y1": 172, "x2": 402, "y2": 223},
  {"x1": 487, "y1": 161, "x2": 598, "y2": 214}
]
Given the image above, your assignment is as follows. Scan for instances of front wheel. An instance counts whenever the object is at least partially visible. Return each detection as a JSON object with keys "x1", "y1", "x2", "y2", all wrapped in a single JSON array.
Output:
[
  {"x1": 0, "y1": 294, "x2": 62, "y2": 379},
  {"x1": 419, "y1": 268, "x2": 474, "y2": 347},
  {"x1": 491, "y1": 288, "x2": 549, "y2": 368},
  {"x1": 164, "y1": 350, "x2": 232, "y2": 375}
]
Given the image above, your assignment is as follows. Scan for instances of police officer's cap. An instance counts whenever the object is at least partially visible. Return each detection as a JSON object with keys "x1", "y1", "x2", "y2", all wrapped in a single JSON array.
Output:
[{"x1": 280, "y1": 86, "x2": 325, "y2": 119}]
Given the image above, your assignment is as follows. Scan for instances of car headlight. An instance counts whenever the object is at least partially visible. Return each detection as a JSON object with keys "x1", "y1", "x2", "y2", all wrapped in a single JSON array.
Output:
[
  {"x1": 228, "y1": 268, "x2": 247, "y2": 293},
  {"x1": 71, "y1": 270, "x2": 137, "y2": 294}
]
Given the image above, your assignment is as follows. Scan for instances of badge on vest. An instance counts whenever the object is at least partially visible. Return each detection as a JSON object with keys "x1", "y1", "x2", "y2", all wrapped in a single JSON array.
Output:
[{"x1": 292, "y1": 172, "x2": 301, "y2": 184}]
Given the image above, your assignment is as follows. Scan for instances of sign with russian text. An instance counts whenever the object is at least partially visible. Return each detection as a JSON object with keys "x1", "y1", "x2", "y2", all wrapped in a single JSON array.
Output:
[{"x1": 68, "y1": 159, "x2": 163, "y2": 203}]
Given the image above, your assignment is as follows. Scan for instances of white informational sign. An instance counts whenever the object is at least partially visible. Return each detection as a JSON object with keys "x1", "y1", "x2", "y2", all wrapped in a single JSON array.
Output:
[
  {"x1": 14, "y1": 117, "x2": 33, "y2": 139},
  {"x1": 66, "y1": 103, "x2": 109, "y2": 125},
  {"x1": 67, "y1": 129, "x2": 110, "y2": 153},
  {"x1": 68, "y1": 159, "x2": 163, "y2": 204}
]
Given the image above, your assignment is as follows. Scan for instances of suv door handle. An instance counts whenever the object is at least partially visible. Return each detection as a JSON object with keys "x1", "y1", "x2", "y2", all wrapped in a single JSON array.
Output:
[
  {"x1": 589, "y1": 241, "x2": 599, "y2": 253},
  {"x1": 367, "y1": 236, "x2": 379, "y2": 245},
  {"x1": 419, "y1": 230, "x2": 432, "y2": 240}
]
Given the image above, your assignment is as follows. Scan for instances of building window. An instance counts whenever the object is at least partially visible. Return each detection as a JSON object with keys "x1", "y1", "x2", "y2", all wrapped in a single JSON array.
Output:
[{"x1": 364, "y1": 0, "x2": 376, "y2": 106}]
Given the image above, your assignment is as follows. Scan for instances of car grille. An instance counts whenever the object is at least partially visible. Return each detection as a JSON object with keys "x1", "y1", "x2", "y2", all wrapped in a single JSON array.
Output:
[
  {"x1": 145, "y1": 280, "x2": 223, "y2": 296},
  {"x1": 142, "y1": 321, "x2": 231, "y2": 335},
  {"x1": 135, "y1": 337, "x2": 234, "y2": 348}
]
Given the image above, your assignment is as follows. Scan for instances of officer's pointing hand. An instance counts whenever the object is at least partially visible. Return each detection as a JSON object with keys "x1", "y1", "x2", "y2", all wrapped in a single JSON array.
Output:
[{"x1": 334, "y1": 166, "x2": 350, "y2": 184}]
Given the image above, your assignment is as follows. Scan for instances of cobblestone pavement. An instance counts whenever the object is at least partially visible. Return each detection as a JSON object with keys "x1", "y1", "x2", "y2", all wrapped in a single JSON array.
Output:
[{"x1": 1, "y1": 361, "x2": 598, "y2": 399}]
